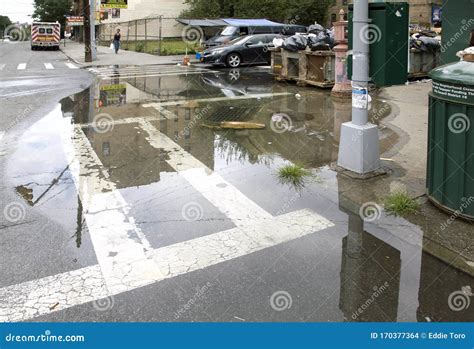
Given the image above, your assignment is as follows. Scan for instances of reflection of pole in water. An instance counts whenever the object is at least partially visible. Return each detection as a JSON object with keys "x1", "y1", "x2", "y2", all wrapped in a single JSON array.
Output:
[
  {"x1": 339, "y1": 211, "x2": 400, "y2": 322},
  {"x1": 74, "y1": 195, "x2": 84, "y2": 248},
  {"x1": 346, "y1": 213, "x2": 363, "y2": 256}
]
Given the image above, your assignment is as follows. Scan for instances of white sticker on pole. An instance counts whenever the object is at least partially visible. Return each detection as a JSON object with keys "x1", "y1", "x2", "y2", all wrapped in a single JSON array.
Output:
[{"x1": 352, "y1": 87, "x2": 369, "y2": 109}]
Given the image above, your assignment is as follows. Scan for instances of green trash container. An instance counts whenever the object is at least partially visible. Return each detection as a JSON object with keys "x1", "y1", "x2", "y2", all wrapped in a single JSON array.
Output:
[
  {"x1": 348, "y1": 2, "x2": 410, "y2": 87},
  {"x1": 427, "y1": 59, "x2": 474, "y2": 220}
]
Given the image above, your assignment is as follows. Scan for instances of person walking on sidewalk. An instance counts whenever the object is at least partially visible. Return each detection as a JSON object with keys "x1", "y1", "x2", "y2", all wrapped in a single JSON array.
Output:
[{"x1": 113, "y1": 29, "x2": 121, "y2": 54}]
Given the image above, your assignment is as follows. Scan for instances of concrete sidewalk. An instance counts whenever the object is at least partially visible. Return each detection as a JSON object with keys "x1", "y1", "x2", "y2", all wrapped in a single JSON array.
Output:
[
  {"x1": 60, "y1": 40, "x2": 198, "y2": 67},
  {"x1": 342, "y1": 80, "x2": 474, "y2": 276}
]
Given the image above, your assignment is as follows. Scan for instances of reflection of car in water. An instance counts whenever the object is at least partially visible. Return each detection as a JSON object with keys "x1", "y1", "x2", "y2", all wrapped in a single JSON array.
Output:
[
  {"x1": 201, "y1": 68, "x2": 275, "y2": 97},
  {"x1": 201, "y1": 34, "x2": 278, "y2": 68}
]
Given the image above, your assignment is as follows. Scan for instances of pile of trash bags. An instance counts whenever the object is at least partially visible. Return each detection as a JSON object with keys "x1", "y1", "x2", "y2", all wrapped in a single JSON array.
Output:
[
  {"x1": 274, "y1": 23, "x2": 335, "y2": 52},
  {"x1": 409, "y1": 27, "x2": 441, "y2": 52}
]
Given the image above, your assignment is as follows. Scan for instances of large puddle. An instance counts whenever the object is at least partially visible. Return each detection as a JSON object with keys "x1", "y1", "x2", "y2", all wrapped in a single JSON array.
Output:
[{"x1": 5, "y1": 65, "x2": 473, "y2": 322}]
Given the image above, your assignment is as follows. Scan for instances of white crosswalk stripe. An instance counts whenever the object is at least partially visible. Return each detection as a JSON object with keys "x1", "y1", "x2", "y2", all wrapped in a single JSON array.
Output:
[
  {"x1": 0, "y1": 107, "x2": 335, "y2": 322},
  {"x1": 65, "y1": 62, "x2": 78, "y2": 69},
  {"x1": 0, "y1": 62, "x2": 81, "y2": 71}
]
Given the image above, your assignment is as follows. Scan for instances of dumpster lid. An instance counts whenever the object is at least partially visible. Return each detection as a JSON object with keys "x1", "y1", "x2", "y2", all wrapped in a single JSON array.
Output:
[{"x1": 429, "y1": 61, "x2": 474, "y2": 86}]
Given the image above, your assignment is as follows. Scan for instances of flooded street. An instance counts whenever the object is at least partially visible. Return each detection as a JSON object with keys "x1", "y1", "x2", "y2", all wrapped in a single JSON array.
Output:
[{"x1": 1, "y1": 64, "x2": 473, "y2": 323}]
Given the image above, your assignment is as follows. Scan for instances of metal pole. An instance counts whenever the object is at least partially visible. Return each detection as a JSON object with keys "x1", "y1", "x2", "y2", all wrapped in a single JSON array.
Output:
[
  {"x1": 351, "y1": 0, "x2": 370, "y2": 126},
  {"x1": 83, "y1": 0, "x2": 92, "y2": 62},
  {"x1": 144, "y1": 18, "x2": 147, "y2": 53},
  {"x1": 126, "y1": 21, "x2": 130, "y2": 49},
  {"x1": 90, "y1": 0, "x2": 96, "y2": 61},
  {"x1": 135, "y1": 20, "x2": 137, "y2": 49},
  {"x1": 337, "y1": 0, "x2": 381, "y2": 174},
  {"x1": 158, "y1": 16, "x2": 163, "y2": 55}
]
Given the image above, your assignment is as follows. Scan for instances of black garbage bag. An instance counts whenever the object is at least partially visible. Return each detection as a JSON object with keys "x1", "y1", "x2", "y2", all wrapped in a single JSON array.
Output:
[
  {"x1": 307, "y1": 29, "x2": 335, "y2": 51},
  {"x1": 282, "y1": 35, "x2": 308, "y2": 52},
  {"x1": 308, "y1": 24, "x2": 325, "y2": 34},
  {"x1": 418, "y1": 36, "x2": 441, "y2": 52},
  {"x1": 307, "y1": 35, "x2": 331, "y2": 51},
  {"x1": 410, "y1": 35, "x2": 440, "y2": 52}
]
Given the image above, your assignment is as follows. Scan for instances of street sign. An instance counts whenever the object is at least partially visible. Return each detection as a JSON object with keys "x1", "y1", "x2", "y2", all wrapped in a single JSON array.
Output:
[
  {"x1": 101, "y1": 0, "x2": 128, "y2": 9},
  {"x1": 66, "y1": 16, "x2": 84, "y2": 26}
]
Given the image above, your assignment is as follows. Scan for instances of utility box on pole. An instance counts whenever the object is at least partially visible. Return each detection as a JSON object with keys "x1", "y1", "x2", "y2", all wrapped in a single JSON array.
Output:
[{"x1": 348, "y1": 2, "x2": 410, "y2": 87}]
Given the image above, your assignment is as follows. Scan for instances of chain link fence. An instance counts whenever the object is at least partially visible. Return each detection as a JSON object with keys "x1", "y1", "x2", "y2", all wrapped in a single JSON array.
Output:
[{"x1": 97, "y1": 17, "x2": 212, "y2": 56}]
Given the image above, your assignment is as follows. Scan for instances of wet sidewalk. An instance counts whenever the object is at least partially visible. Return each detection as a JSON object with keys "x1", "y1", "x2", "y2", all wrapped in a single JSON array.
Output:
[
  {"x1": 60, "y1": 40, "x2": 198, "y2": 67},
  {"x1": 341, "y1": 81, "x2": 474, "y2": 276}
]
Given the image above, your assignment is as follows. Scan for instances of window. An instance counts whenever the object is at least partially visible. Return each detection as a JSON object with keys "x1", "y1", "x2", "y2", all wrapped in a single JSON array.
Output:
[
  {"x1": 39, "y1": 28, "x2": 45, "y2": 34},
  {"x1": 185, "y1": 109, "x2": 191, "y2": 121},
  {"x1": 247, "y1": 36, "x2": 265, "y2": 46},
  {"x1": 46, "y1": 28, "x2": 53, "y2": 34},
  {"x1": 221, "y1": 26, "x2": 238, "y2": 36}
]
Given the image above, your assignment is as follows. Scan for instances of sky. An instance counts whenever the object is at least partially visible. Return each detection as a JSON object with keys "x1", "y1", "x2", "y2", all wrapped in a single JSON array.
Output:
[{"x1": 0, "y1": 0, "x2": 35, "y2": 23}]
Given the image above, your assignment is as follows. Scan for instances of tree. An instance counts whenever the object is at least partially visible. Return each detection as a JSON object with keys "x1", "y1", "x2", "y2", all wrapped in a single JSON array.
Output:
[
  {"x1": 181, "y1": 0, "x2": 332, "y2": 26},
  {"x1": 33, "y1": 0, "x2": 72, "y2": 33},
  {"x1": 0, "y1": 15, "x2": 12, "y2": 36}
]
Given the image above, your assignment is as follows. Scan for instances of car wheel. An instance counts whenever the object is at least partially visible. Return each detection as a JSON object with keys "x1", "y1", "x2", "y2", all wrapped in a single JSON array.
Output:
[{"x1": 226, "y1": 53, "x2": 241, "y2": 68}]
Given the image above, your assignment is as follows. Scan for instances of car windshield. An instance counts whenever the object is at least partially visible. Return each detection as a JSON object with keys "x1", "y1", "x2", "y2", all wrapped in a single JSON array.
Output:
[{"x1": 221, "y1": 26, "x2": 238, "y2": 36}]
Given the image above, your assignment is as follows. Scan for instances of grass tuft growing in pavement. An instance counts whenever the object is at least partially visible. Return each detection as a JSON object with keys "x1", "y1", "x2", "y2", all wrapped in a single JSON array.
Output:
[
  {"x1": 384, "y1": 191, "x2": 420, "y2": 216},
  {"x1": 276, "y1": 164, "x2": 311, "y2": 189}
]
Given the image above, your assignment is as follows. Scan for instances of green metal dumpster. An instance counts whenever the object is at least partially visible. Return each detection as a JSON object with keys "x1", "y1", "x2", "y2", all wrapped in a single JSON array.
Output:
[
  {"x1": 427, "y1": 60, "x2": 474, "y2": 220},
  {"x1": 348, "y1": 2, "x2": 410, "y2": 87}
]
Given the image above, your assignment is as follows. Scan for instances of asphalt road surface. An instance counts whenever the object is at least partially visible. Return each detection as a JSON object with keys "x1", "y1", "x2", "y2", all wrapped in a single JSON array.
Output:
[{"x1": 0, "y1": 41, "x2": 472, "y2": 324}]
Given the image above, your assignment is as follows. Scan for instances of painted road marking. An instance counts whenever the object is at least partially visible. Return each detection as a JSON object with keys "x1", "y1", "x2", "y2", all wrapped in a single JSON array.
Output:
[
  {"x1": 0, "y1": 107, "x2": 334, "y2": 323},
  {"x1": 0, "y1": 266, "x2": 106, "y2": 322},
  {"x1": 17, "y1": 63, "x2": 26, "y2": 70},
  {"x1": 144, "y1": 93, "x2": 292, "y2": 109},
  {"x1": 97, "y1": 68, "x2": 211, "y2": 76},
  {"x1": 93, "y1": 66, "x2": 210, "y2": 74},
  {"x1": 59, "y1": 113, "x2": 162, "y2": 295},
  {"x1": 44, "y1": 63, "x2": 54, "y2": 70},
  {"x1": 65, "y1": 62, "x2": 78, "y2": 69},
  {"x1": 0, "y1": 131, "x2": 5, "y2": 156},
  {"x1": 0, "y1": 64, "x2": 5, "y2": 71},
  {"x1": 140, "y1": 119, "x2": 272, "y2": 227},
  {"x1": 100, "y1": 71, "x2": 216, "y2": 80}
]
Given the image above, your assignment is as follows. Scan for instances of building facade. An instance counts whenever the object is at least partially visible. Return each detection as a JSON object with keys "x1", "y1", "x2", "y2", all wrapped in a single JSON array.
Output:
[
  {"x1": 99, "y1": 0, "x2": 188, "y2": 23},
  {"x1": 327, "y1": 0, "x2": 443, "y2": 27}
]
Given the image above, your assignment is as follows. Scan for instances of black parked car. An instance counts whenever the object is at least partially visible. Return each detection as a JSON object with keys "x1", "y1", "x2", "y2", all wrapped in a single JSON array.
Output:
[{"x1": 201, "y1": 34, "x2": 278, "y2": 68}]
